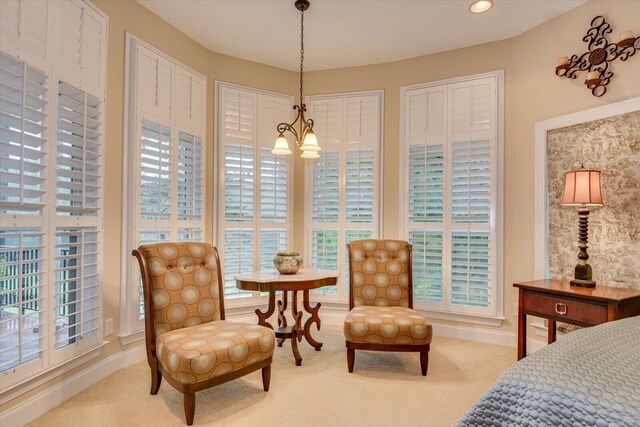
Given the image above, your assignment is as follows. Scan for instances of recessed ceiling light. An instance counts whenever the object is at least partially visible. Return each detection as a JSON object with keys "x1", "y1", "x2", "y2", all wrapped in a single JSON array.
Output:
[{"x1": 469, "y1": 0, "x2": 494, "y2": 14}]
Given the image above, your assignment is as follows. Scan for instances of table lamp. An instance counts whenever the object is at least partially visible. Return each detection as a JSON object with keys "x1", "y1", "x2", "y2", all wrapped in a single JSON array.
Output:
[{"x1": 560, "y1": 165, "x2": 603, "y2": 287}]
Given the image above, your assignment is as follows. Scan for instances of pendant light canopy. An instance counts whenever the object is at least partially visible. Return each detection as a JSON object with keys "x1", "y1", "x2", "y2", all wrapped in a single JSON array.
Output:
[{"x1": 272, "y1": 0, "x2": 320, "y2": 159}]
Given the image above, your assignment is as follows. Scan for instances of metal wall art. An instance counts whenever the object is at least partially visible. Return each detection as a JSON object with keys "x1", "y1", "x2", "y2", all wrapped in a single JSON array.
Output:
[{"x1": 555, "y1": 16, "x2": 639, "y2": 97}]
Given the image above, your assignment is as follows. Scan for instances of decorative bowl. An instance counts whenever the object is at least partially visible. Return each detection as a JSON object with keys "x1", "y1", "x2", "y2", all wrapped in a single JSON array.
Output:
[{"x1": 273, "y1": 251, "x2": 303, "y2": 275}]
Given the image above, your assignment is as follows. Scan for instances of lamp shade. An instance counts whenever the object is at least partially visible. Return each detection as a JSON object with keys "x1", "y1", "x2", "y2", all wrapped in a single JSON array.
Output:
[
  {"x1": 560, "y1": 168, "x2": 603, "y2": 206},
  {"x1": 300, "y1": 130, "x2": 321, "y2": 152},
  {"x1": 272, "y1": 133, "x2": 292, "y2": 155},
  {"x1": 300, "y1": 150, "x2": 320, "y2": 159}
]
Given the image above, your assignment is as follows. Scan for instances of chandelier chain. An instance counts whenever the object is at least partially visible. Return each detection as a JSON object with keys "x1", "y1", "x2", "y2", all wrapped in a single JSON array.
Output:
[{"x1": 299, "y1": 7, "x2": 304, "y2": 107}]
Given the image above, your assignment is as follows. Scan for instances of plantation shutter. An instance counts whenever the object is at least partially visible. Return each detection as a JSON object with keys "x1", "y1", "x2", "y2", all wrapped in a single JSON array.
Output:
[
  {"x1": 307, "y1": 93, "x2": 381, "y2": 300},
  {"x1": 448, "y1": 79, "x2": 495, "y2": 312},
  {"x1": 139, "y1": 120, "x2": 171, "y2": 222},
  {"x1": 403, "y1": 76, "x2": 498, "y2": 316},
  {"x1": 55, "y1": 1, "x2": 106, "y2": 96},
  {"x1": 54, "y1": 227, "x2": 100, "y2": 349},
  {"x1": 1, "y1": 1, "x2": 107, "y2": 384},
  {"x1": 220, "y1": 86, "x2": 256, "y2": 298},
  {"x1": 0, "y1": 0, "x2": 50, "y2": 70},
  {"x1": 177, "y1": 131, "x2": 203, "y2": 222},
  {"x1": 218, "y1": 84, "x2": 293, "y2": 299},
  {"x1": 137, "y1": 47, "x2": 173, "y2": 126},
  {"x1": 0, "y1": 230, "x2": 45, "y2": 372},
  {"x1": 0, "y1": 53, "x2": 48, "y2": 214},
  {"x1": 176, "y1": 66, "x2": 204, "y2": 134},
  {"x1": 56, "y1": 82, "x2": 102, "y2": 216},
  {"x1": 406, "y1": 87, "x2": 446, "y2": 303}
]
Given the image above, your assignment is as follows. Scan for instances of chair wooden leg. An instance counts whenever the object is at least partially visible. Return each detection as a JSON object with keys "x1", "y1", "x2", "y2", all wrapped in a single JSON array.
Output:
[
  {"x1": 150, "y1": 362, "x2": 162, "y2": 395},
  {"x1": 347, "y1": 348, "x2": 355, "y2": 373},
  {"x1": 420, "y1": 351, "x2": 429, "y2": 376},
  {"x1": 262, "y1": 364, "x2": 271, "y2": 392},
  {"x1": 184, "y1": 391, "x2": 196, "y2": 426}
]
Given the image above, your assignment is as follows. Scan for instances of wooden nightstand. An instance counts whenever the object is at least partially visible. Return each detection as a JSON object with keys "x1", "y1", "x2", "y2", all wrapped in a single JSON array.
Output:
[{"x1": 514, "y1": 279, "x2": 640, "y2": 360}]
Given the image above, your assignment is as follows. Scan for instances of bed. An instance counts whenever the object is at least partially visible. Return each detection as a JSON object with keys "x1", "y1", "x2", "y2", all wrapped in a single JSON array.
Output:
[{"x1": 456, "y1": 316, "x2": 640, "y2": 426}]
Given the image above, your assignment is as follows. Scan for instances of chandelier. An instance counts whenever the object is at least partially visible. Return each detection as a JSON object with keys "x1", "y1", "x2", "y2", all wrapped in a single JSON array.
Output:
[{"x1": 271, "y1": 0, "x2": 320, "y2": 159}]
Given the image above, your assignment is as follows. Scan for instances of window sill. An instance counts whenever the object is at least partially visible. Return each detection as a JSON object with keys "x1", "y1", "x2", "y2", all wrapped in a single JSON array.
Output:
[{"x1": 0, "y1": 341, "x2": 107, "y2": 405}]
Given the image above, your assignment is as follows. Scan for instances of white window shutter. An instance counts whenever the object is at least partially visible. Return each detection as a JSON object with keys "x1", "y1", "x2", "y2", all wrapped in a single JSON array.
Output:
[
  {"x1": 55, "y1": 1, "x2": 105, "y2": 95},
  {"x1": 0, "y1": 0, "x2": 50, "y2": 71},
  {"x1": 306, "y1": 92, "x2": 382, "y2": 300},
  {"x1": 403, "y1": 75, "x2": 498, "y2": 316},
  {"x1": 310, "y1": 98, "x2": 342, "y2": 144},
  {"x1": 137, "y1": 46, "x2": 173, "y2": 125},
  {"x1": 56, "y1": 81, "x2": 102, "y2": 216},
  {"x1": 221, "y1": 86, "x2": 255, "y2": 142},
  {"x1": 80, "y1": 7, "x2": 105, "y2": 97},
  {"x1": 260, "y1": 228, "x2": 287, "y2": 271},
  {"x1": 218, "y1": 84, "x2": 293, "y2": 301},
  {"x1": 312, "y1": 150, "x2": 340, "y2": 222},
  {"x1": 139, "y1": 119, "x2": 171, "y2": 220},
  {"x1": 345, "y1": 96, "x2": 378, "y2": 143},
  {"x1": 260, "y1": 149, "x2": 287, "y2": 222},
  {"x1": 224, "y1": 143, "x2": 254, "y2": 222},
  {"x1": 177, "y1": 131, "x2": 203, "y2": 222},
  {"x1": 176, "y1": 67, "x2": 205, "y2": 134},
  {"x1": 410, "y1": 230, "x2": 444, "y2": 303},
  {"x1": 0, "y1": 53, "x2": 48, "y2": 214},
  {"x1": 0, "y1": 230, "x2": 46, "y2": 372},
  {"x1": 223, "y1": 228, "x2": 254, "y2": 297},
  {"x1": 450, "y1": 231, "x2": 491, "y2": 308},
  {"x1": 54, "y1": 227, "x2": 100, "y2": 349},
  {"x1": 345, "y1": 148, "x2": 374, "y2": 223}
]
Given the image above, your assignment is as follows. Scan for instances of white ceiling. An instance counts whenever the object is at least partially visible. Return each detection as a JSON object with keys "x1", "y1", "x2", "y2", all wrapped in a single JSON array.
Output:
[{"x1": 137, "y1": 0, "x2": 585, "y2": 71}]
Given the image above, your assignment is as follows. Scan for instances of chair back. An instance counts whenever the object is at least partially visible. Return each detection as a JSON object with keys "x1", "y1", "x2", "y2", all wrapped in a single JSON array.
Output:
[
  {"x1": 347, "y1": 239, "x2": 413, "y2": 310},
  {"x1": 132, "y1": 242, "x2": 225, "y2": 343}
]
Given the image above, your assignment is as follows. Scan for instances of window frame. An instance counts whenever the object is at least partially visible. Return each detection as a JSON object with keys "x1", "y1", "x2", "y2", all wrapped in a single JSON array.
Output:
[
  {"x1": 399, "y1": 71, "x2": 504, "y2": 325},
  {"x1": 303, "y1": 90, "x2": 384, "y2": 303},
  {"x1": 0, "y1": 0, "x2": 108, "y2": 389},
  {"x1": 120, "y1": 34, "x2": 207, "y2": 340},
  {"x1": 213, "y1": 81, "x2": 295, "y2": 308}
]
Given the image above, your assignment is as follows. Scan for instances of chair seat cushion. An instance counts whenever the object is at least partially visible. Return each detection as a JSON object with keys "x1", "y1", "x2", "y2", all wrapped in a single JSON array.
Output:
[
  {"x1": 344, "y1": 306, "x2": 432, "y2": 345},
  {"x1": 156, "y1": 320, "x2": 275, "y2": 384}
]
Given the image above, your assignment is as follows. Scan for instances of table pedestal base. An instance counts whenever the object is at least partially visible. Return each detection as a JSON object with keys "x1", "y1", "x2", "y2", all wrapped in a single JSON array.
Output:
[{"x1": 255, "y1": 289, "x2": 323, "y2": 366}]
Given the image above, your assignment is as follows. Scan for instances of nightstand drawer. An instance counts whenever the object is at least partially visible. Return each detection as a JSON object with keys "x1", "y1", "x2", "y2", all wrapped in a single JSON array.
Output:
[{"x1": 523, "y1": 291, "x2": 608, "y2": 325}]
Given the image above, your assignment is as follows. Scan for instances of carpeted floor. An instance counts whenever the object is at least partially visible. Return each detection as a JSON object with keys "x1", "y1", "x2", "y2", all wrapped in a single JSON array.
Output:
[{"x1": 28, "y1": 326, "x2": 515, "y2": 427}]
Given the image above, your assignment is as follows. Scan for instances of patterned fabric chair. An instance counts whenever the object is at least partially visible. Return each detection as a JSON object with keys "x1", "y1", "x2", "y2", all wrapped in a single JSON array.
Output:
[
  {"x1": 344, "y1": 239, "x2": 432, "y2": 376},
  {"x1": 132, "y1": 242, "x2": 275, "y2": 425}
]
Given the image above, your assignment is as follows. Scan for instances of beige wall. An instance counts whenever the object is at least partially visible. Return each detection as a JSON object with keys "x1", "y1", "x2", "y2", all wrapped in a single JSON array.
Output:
[
  {"x1": 4, "y1": 0, "x2": 640, "y2": 414},
  {"x1": 302, "y1": 0, "x2": 640, "y2": 334}
]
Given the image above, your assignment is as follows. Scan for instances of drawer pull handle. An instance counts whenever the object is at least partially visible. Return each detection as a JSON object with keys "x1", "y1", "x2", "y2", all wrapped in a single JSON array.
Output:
[{"x1": 555, "y1": 303, "x2": 567, "y2": 315}]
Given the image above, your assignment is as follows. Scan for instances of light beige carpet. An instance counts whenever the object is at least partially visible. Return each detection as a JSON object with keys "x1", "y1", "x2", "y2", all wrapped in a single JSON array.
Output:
[{"x1": 28, "y1": 326, "x2": 515, "y2": 427}]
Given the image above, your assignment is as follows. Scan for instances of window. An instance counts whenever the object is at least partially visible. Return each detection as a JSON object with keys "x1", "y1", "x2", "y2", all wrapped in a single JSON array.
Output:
[
  {"x1": 0, "y1": 0, "x2": 107, "y2": 387},
  {"x1": 121, "y1": 37, "x2": 206, "y2": 336},
  {"x1": 400, "y1": 72, "x2": 503, "y2": 320},
  {"x1": 216, "y1": 82, "x2": 293, "y2": 303},
  {"x1": 305, "y1": 92, "x2": 383, "y2": 301}
]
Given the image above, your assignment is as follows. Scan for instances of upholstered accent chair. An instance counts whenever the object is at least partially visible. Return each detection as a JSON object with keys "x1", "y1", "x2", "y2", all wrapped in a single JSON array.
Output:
[
  {"x1": 132, "y1": 242, "x2": 275, "y2": 425},
  {"x1": 344, "y1": 239, "x2": 432, "y2": 376}
]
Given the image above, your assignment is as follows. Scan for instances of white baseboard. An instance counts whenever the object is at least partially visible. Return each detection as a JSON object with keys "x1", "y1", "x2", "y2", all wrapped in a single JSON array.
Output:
[{"x1": 1, "y1": 345, "x2": 146, "y2": 427}]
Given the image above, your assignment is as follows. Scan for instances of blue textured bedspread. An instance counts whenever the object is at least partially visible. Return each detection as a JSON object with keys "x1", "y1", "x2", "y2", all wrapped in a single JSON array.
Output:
[{"x1": 456, "y1": 316, "x2": 640, "y2": 426}]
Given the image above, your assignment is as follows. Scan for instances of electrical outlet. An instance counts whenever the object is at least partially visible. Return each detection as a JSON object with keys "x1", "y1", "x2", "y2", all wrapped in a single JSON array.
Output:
[
  {"x1": 105, "y1": 318, "x2": 113, "y2": 336},
  {"x1": 514, "y1": 302, "x2": 519, "y2": 317}
]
